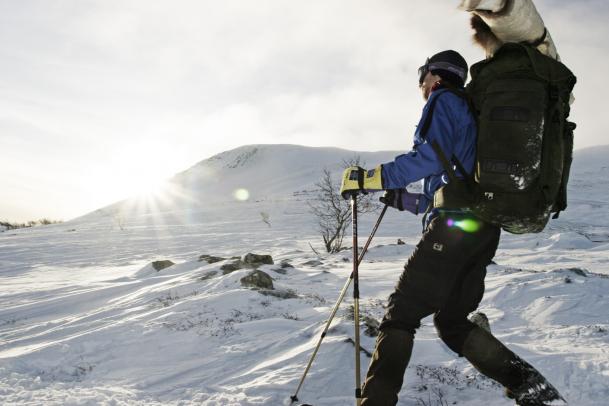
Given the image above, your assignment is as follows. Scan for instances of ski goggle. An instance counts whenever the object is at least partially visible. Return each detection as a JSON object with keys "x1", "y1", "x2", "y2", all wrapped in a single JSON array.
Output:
[
  {"x1": 418, "y1": 58, "x2": 432, "y2": 86},
  {"x1": 418, "y1": 58, "x2": 467, "y2": 86}
]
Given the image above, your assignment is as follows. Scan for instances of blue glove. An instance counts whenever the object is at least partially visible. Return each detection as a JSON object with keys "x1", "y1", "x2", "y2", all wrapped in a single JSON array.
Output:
[{"x1": 380, "y1": 189, "x2": 423, "y2": 215}]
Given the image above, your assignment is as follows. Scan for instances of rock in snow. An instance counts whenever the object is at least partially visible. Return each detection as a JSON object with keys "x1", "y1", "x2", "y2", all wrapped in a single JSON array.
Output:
[
  {"x1": 241, "y1": 253, "x2": 274, "y2": 267},
  {"x1": 240, "y1": 270, "x2": 274, "y2": 290},
  {"x1": 151, "y1": 260, "x2": 175, "y2": 271},
  {"x1": 218, "y1": 253, "x2": 275, "y2": 274},
  {"x1": 220, "y1": 261, "x2": 243, "y2": 274},
  {"x1": 198, "y1": 254, "x2": 226, "y2": 264}
]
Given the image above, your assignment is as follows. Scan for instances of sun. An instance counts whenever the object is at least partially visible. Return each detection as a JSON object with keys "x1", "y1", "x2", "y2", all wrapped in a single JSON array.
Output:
[
  {"x1": 88, "y1": 139, "x2": 189, "y2": 209},
  {"x1": 113, "y1": 160, "x2": 173, "y2": 201},
  {"x1": 131, "y1": 176, "x2": 170, "y2": 199}
]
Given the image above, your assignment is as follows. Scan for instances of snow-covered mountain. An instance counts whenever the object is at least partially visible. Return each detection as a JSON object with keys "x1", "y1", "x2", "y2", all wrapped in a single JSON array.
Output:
[
  {"x1": 0, "y1": 144, "x2": 608, "y2": 405},
  {"x1": 86, "y1": 144, "x2": 400, "y2": 218},
  {"x1": 171, "y1": 144, "x2": 399, "y2": 202}
]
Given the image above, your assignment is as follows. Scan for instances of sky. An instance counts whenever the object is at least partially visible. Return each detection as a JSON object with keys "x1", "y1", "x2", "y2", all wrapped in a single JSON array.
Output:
[{"x1": 1, "y1": 0, "x2": 608, "y2": 222}]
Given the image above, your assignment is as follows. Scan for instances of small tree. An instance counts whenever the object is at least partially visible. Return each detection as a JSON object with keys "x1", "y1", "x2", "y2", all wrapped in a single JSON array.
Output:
[{"x1": 308, "y1": 156, "x2": 380, "y2": 253}]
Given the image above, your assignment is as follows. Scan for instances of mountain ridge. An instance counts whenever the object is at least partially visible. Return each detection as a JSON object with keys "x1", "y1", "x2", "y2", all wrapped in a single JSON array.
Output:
[{"x1": 81, "y1": 143, "x2": 609, "y2": 221}]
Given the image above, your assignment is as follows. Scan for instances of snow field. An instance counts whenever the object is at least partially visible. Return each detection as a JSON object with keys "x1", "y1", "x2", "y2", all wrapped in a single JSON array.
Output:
[{"x1": 1, "y1": 144, "x2": 608, "y2": 404}]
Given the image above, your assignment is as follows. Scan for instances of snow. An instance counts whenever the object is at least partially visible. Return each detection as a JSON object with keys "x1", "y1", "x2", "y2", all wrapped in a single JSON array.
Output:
[{"x1": 1, "y1": 144, "x2": 608, "y2": 405}]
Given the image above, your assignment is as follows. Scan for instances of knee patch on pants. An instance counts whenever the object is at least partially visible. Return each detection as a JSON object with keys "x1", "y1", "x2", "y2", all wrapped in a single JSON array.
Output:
[{"x1": 433, "y1": 315, "x2": 476, "y2": 355}]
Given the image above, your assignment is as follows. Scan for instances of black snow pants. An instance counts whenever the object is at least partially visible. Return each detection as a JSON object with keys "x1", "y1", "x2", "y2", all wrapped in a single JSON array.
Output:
[{"x1": 361, "y1": 213, "x2": 501, "y2": 405}]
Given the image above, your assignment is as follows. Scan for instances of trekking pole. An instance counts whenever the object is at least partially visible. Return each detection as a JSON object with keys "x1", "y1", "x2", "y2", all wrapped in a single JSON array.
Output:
[
  {"x1": 351, "y1": 195, "x2": 362, "y2": 406},
  {"x1": 290, "y1": 203, "x2": 388, "y2": 405}
]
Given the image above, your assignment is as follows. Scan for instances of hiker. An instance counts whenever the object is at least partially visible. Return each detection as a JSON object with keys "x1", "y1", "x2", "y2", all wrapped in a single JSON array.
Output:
[{"x1": 339, "y1": 50, "x2": 566, "y2": 406}]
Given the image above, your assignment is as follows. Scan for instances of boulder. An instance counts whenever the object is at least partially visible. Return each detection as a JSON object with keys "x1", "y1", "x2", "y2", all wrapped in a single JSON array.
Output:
[
  {"x1": 151, "y1": 260, "x2": 175, "y2": 271},
  {"x1": 221, "y1": 261, "x2": 243, "y2": 275},
  {"x1": 198, "y1": 254, "x2": 226, "y2": 264},
  {"x1": 242, "y1": 253, "x2": 274, "y2": 268},
  {"x1": 240, "y1": 270, "x2": 274, "y2": 290}
]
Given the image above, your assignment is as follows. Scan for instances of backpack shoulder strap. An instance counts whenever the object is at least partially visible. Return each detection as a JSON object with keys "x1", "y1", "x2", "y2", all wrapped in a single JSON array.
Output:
[
  {"x1": 420, "y1": 87, "x2": 475, "y2": 192},
  {"x1": 420, "y1": 86, "x2": 473, "y2": 139},
  {"x1": 430, "y1": 140, "x2": 459, "y2": 184}
]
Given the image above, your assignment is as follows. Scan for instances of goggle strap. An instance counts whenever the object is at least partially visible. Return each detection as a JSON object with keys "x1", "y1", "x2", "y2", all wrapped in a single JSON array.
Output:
[{"x1": 427, "y1": 62, "x2": 467, "y2": 81}]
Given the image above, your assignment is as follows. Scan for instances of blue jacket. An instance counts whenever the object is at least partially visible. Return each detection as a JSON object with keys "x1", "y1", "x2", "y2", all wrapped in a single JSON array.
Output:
[{"x1": 381, "y1": 87, "x2": 477, "y2": 211}]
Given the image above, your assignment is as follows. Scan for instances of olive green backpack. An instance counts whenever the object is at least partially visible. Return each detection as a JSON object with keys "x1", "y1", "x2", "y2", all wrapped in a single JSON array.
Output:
[{"x1": 431, "y1": 43, "x2": 577, "y2": 234}]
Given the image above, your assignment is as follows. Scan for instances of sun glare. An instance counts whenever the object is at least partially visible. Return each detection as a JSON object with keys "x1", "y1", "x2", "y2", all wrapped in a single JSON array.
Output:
[
  {"x1": 109, "y1": 162, "x2": 172, "y2": 203},
  {"x1": 132, "y1": 178, "x2": 170, "y2": 199},
  {"x1": 87, "y1": 139, "x2": 190, "y2": 209}
]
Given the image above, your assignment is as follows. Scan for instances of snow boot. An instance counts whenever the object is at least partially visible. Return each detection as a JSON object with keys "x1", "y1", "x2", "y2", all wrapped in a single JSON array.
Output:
[
  {"x1": 361, "y1": 327, "x2": 414, "y2": 405},
  {"x1": 506, "y1": 384, "x2": 568, "y2": 406},
  {"x1": 461, "y1": 325, "x2": 566, "y2": 406}
]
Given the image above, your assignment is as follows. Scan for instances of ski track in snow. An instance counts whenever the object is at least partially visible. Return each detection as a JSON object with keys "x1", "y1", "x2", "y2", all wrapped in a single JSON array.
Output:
[{"x1": 1, "y1": 145, "x2": 608, "y2": 405}]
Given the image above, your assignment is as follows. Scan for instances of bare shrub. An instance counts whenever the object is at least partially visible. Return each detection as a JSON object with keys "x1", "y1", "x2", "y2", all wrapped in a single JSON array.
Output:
[{"x1": 308, "y1": 156, "x2": 380, "y2": 253}]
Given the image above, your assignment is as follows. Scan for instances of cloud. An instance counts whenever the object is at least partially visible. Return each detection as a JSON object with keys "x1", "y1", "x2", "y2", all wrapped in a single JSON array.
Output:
[
  {"x1": 535, "y1": 0, "x2": 609, "y2": 148},
  {"x1": 0, "y1": 0, "x2": 604, "y2": 220}
]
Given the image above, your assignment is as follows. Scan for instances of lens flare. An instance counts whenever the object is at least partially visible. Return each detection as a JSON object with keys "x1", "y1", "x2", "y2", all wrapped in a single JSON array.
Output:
[
  {"x1": 447, "y1": 217, "x2": 480, "y2": 233},
  {"x1": 456, "y1": 219, "x2": 480, "y2": 233},
  {"x1": 233, "y1": 188, "x2": 250, "y2": 201}
]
